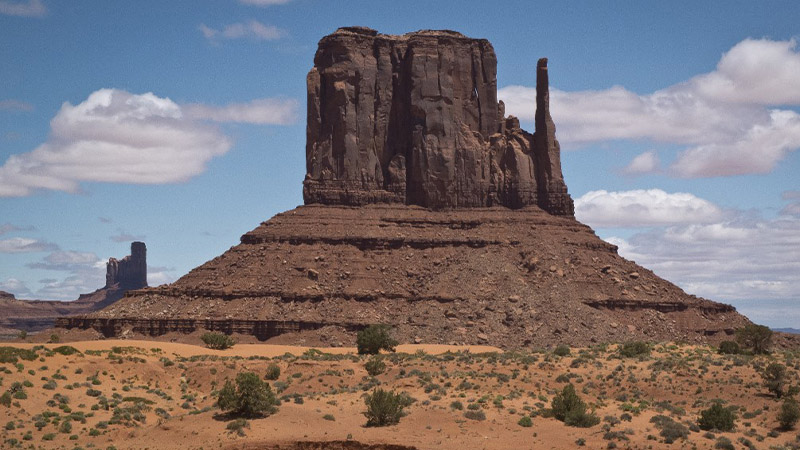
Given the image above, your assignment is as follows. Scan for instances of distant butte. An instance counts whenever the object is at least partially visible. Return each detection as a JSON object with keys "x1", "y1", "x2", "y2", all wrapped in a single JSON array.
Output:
[
  {"x1": 57, "y1": 28, "x2": 774, "y2": 348},
  {"x1": 304, "y1": 27, "x2": 573, "y2": 214},
  {"x1": 1, "y1": 242, "x2": 147, "y2": 335}
]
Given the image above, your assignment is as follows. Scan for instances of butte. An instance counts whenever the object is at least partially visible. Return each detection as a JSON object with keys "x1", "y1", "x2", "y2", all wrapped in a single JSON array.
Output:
[{"x1": 58, "y1": 27, "x2": 754, "y2": 348}]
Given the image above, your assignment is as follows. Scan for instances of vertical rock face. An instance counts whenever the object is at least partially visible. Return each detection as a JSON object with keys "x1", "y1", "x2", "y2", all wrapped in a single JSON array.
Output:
[
  {"x1": 106, "y1": 242, "x2": 147, "y2": 290},
  {"x1": 303, "y1": 26, "x2": 574, "y2": 215}
]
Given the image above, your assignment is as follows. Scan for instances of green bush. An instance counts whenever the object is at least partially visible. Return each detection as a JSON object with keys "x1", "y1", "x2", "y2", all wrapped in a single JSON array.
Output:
[
  {"x1": 363, "y1": 388, "x2": 406, "y2": 427},
  {"x1": 364, "y1": 356, "x2": 386, "y2": 376},
  {"x1": 717, "y1": 341, "x2": 740, "y2": 355},
  {"x1": 0, "y1": 347, "x2": 37, "y2": 364},
  {"x1": 715, "y1": 436, "x2": 734, "y2": 450},
  {"x1": 217, "y1": 372, "x2": 278, "y2": 418},
  {"x1": 52, "y1": 346, "x2": 81, "y2": 356},
  {"x1": 518, "y1": 415, "x2": 533, "y2": 427},
  {"x1": 778, "y1": 399, "x2": 800, "y2": 431},
  {"x1": 619, "y1": 341, "x2": 650, "y2": 358},
  {"x1": 552, "y1": 384, "x2": 600, "y2": 428},
  {"x1": 356, "y1": 325, "x2": 397, "y2": 355},
  {"x1": 450, "y1": 400, "x2": 463, "y2": 410},
  {"x1": 553, "y1": 344, "x2": 570, "y2": 357},
  {"x1": 201, "y1": 332, "x2": 235, "y2": 350},
  {"x1": 264, "y1": 364, "x2": 280, "y2": 381},
  {"x1": 0, "y1": 392, "x2": 11, "y2": 407},
  {"x1": 650, "y1": 415, "x2": 688, "y2": 443},
  {"x1": 735, "y1": 324, "x2": 772, "y2": 354},
  {"x1": 464, "y1": 409, "x2": 486, "y2": 421},
  {"x1": 48, "y1": 334, "x2": 60, "y2": 343},
  {"x1": 698, "y1": 402, "x2": 736, "y2": 432},
  {"x1": 226, "y1": 418, "x2": 249, "y2": 436},
  {"x1": 762, "y1": 363, "x2": 787, "y2": 398}
]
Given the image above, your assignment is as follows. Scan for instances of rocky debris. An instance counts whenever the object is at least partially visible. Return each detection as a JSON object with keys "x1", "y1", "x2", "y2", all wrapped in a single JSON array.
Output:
[
  {"x1": 106, "y1": 241, "x2": 147, "y2": 290},
  {"x1": 73, "y1": 205, "x2": 751, "y2": 348},
  {"x1": 303, "y1": 27, "x2": 574, "y2": 214}
]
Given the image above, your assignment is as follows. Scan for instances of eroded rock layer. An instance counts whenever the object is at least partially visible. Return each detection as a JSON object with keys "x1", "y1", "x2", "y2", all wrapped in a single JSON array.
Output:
[
  {"x1": 303, "y1": 27, "x2": 573, "y2": 215},
  {"x1": 1, "y1": 243, "x2": 147, "y2": 334},
  {"x1": 65, "y1": 205, "x2": 750, "y2": 347}
]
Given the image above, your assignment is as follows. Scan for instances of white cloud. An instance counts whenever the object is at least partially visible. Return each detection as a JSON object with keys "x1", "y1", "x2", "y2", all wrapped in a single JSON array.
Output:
[
  {"x1": 0, "y1": 237, "x2": 57, "y2": 253},
  {"x1": 239, "y1": 0, "x2": 292, "y2": 5},
  {"x1": 147, "y1": 270, "x2": 174, "y2": 287},
  {"x1": 0, "y1": 278, "x2": 31, "y2": 297},
  {"x1": 27, "y1": 250, "x2": 100, "y2": 271},
  {"x1": 671, "y1": 109, "x2": 800, "y2": 177},
  {"x1": 689, "y1": 38, "x2": 800, "y2": 105},
  {"x1": 0, "y1": 99, "x2": 34, "y2": 111},
  {"x1": 575, "y1": 189, "x2": 724, "y2": 227},
  {"x1": 110, "y1": 230, "x2": 145, "y2": 243},
  {"x1": 622, "y1": 150, "x2": 659, "y2": 175},
  {"x1": 0, "y1": 89, "x2": 232, "y2": 197},
  {"x1": 200, "y1": 20, "x2": 287, "y2": 42},
  {"x1": 781, "y1": 190, "x2": 800, "y2": 216},
  {"x1": 0, "y1": 0, "x2": 46, "y2": 17},
  {"x1": 185, "y1": 98, "x2": 298, "y2": 125},
  {"x1": 0, "y1": 223, "x2": 34, "y2": 235},
  {"x1": 498, "y1": 38, "x2": 800, "y2": 178},
  {"x1": 605, "y1": 215, "x2": 800, "y2": 303}
]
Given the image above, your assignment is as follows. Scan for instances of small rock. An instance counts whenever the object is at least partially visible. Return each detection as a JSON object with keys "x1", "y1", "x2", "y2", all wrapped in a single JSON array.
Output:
[
  {"x1": 629, "y1": 272, "x2": 640, "y2": 279},
  {"x1": 601, "y1": 265, "x2": 612, "y2": 273},
  {"x1": 508, "y1": 295, "x2": 520, "y2": 303},
  {"x1": 610, "y1": 322, "x2": 618, "y2": 329},
  {"x1": 477, "y1": 333, "x2": 489, "y2": 341}
]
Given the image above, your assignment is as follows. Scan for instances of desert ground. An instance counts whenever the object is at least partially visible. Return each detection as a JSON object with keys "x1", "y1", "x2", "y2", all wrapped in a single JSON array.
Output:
[{"x1": 1, "y1": 338, "x2": 798, "y2": 450}]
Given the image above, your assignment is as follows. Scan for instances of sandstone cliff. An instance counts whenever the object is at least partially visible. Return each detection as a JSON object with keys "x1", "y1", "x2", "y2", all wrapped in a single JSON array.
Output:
[{"x1": 303, "y1": 27, "x2": 573, "y2": 215}]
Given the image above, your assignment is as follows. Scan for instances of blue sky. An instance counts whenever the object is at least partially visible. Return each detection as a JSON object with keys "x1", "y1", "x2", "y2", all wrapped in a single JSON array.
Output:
[{"x1": 1, "y1": 0, "x2": 798, "y2": 327}]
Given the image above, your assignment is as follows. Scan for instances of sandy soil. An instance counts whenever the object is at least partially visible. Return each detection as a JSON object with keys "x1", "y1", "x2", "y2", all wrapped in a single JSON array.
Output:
[{"x1": 1, "y1": 341, "x2": 798, "y2": 449}]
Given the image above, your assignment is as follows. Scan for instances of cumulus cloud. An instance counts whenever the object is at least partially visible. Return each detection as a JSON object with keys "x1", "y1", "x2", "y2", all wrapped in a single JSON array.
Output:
[
  {"x1": 110, "y1": 230, "x2": 145, "y2": 243},
  {"x1": 27, "y1": 250, "x2": 101, "y2": 271},
  {"x1": 575, "y1": 189, "x2": 725, "y2": 227},
  {"x1": 622, "y1": 150, "x2": 660, "y2": 175},
  {"x1": 0, "y1": 99, "x2": 34, "y2": 111},
  {"x1": 0, "y1": 0, "x2": 45, "y2": 17},
  {"x1": 22, "y1": 250, "x2": 105, "y2": 300},
  {"x1": 0, "y1": 237, "x2": 57, "y2": 253},
  {"x1": 200, "y1": 20, "x2": 287, "y2": 42},
  {"x1": 0, "y1": 278, "x2": 32, "y2": 297},
  {"x1": 498, "y1": 38, "x2": 800, "y2": 178},
  {"x1": 605, "y1": 215, "x2": 800, "y2": 303},
  {"x1": 184, "y1": 98, "x2": 298, "y2": 125},
  {"x1": 0, "y1": 89, "x2": 232, "y2": 197}
]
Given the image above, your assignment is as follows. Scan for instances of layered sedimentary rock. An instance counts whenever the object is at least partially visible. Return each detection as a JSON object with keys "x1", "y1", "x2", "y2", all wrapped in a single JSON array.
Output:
[
  {"x1": 1, "y1": 243, "x2": 147, "y2": 333},
  {"x1": 303, "y1": 27, "x2": 574, "y2": 215}
]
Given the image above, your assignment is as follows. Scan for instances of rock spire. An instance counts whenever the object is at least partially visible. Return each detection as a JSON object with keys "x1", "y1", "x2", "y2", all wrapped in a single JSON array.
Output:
[
  {"x1": 105, "y1": 241, "x2": 147, "y2": 290},
  {"x1": 303, "y1": 26, "x2": 574, "y2": 215}
]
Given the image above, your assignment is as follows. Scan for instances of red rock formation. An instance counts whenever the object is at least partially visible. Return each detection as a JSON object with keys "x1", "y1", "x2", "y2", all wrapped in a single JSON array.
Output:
[
  {"x1": 105, "y1": 241, "x2": 147, "y2": 290},
  {"x1": 303, "y1": 27, "x2": 574, "y2": 215}
]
